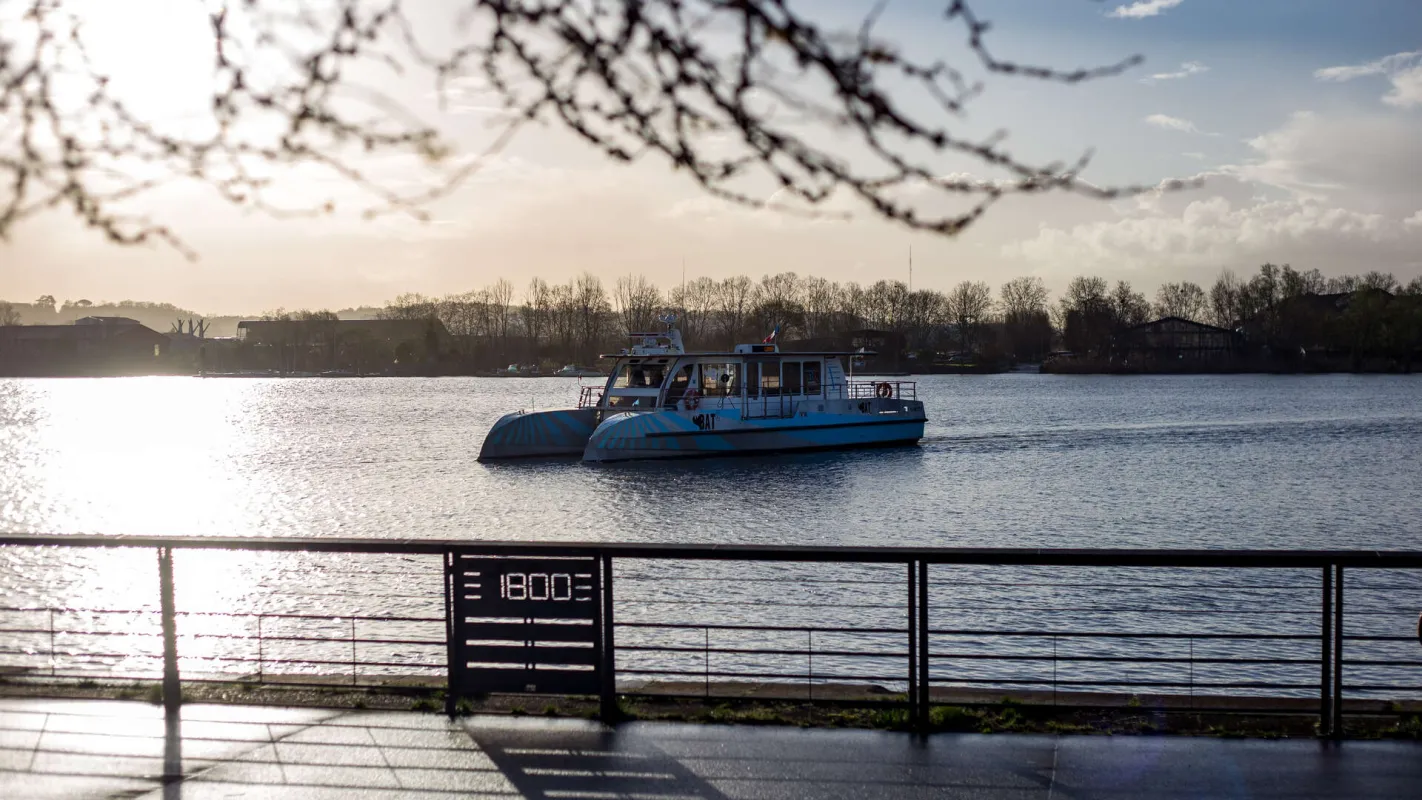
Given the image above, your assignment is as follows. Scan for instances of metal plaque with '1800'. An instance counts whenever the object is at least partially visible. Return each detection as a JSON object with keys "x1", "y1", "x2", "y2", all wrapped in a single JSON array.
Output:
[{"x1": 448, "y1": 553, "x2": 601, "y2": 695}]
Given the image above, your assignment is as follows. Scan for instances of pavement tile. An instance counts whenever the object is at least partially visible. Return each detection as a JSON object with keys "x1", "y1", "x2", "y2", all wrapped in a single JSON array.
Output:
[
  {"x1": 0, "y1": 773, "x2": 157, "y2": 800},
  {"x1": 282, "y1": 723, "x2": 379, "y2": 746},
  {"x1": 0, "y1": 745, "x2": 36, "y2": 770},
  {"x1": 0, "y1": 710, "x2": 49, "y2": 731},
  {"x1": 394, "y1": 766, "x2": 522, "y2": 794},
  {"x1": 191, "y1": 758, "x2": 289, "y2": 785},
  {"x1": 379, "y1": 744, "x2": 497, "y2": 770},
  {"x1": 280, "y1": 762, "x2": 402, "y2": 789},
  {"x1": 36, "y1": 730, "x2": 165, "y2": 759},
  {"x1": 136, "y1": 781, "x2": 468, "y2": 800},
  {"x1": 276, "y1": 740, "x2": 386, "y2": 767},
  {"x1": 367, "y1": 726, "x2": 478, "y2": 750},
  {"x1": 0, "y1": 729, "x2": 42, "y2": 750}
]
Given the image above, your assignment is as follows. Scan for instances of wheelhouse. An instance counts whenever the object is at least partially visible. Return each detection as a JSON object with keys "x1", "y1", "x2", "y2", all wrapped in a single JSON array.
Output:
[{"x1": 579, "y1": 341, "x2": 914, "y2": 415}]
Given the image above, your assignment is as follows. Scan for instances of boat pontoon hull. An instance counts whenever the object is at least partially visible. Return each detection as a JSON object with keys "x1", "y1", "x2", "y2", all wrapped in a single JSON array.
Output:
[
  {"x1": 582, "y1": 402, "x2": 926, "y2": 462},
  {"x1": 477, "y1": 409, "x2": 599, "y2": 460}
]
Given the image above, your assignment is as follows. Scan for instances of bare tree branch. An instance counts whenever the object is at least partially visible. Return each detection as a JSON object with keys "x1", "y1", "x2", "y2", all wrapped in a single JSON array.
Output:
[{"x1": 0, "y1": 0, "x2": 1191, "y2": 255}]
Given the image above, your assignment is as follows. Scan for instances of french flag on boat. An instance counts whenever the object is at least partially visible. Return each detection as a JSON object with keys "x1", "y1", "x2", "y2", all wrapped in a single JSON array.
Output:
[{"x1": 763, "y1": 324, "x2": 780, "y2": 343}]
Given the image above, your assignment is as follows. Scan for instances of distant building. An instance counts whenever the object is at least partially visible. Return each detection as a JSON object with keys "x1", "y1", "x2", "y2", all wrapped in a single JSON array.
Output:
[
  {"x1": 73, "y1": 316, "x2": 142, "y2": 327},
  {"x1": 1113, "y1": 317, "x2": 1243, "y2": 365},
  {"x1": 235, "y1": 318, "x2": 450, "y2": 348},
  {"x1": 0, "y1": 319, "x2": 170, "y2": 376}
]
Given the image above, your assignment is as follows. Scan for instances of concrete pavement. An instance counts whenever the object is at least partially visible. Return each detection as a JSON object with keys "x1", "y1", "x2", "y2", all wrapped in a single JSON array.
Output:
[{"x1": 1, "y1": 697, "x2": 1419, "y2": 799}]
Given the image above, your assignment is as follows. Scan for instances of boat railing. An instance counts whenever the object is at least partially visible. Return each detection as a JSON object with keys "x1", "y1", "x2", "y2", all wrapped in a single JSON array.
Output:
[
  {"x1": 578, "y1": 386, "x2": 604, "y2": 408},
  {"x1": 741, "y1": 394, "x2": 795, "y2": 420},
  {"x1": 822, "y1": 381, "x2": 917, "y2": 401}
]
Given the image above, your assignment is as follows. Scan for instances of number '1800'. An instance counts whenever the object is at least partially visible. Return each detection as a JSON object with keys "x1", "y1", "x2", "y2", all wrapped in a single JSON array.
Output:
[{"x1": 500, "y1": 572, "x2": 575, "y2": 601}]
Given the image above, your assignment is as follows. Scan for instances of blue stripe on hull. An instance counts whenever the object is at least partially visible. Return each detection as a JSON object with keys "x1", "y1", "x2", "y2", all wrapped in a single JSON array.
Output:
[{"x1": 583, "y1": 416, "x2": 926, "y2": 462}]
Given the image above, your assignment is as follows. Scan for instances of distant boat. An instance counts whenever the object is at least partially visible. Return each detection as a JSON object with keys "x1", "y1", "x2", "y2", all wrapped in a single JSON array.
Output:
[
  {"x1": 554, "y1": 364, "x2": 605, "y2": 378},
  {"x1": 479, "y1": 321, "x2": 927, "y2": 462}
]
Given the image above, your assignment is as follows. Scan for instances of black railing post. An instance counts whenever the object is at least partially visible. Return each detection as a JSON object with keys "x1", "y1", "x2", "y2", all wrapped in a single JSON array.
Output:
[
  {"x1": 917, "y1": 560, "x2": 930, "y2": 727},
  {"x1": 444, "y1": 550, "x2": 458, "y2": 717},
  {"x1": 599, "y1": 553, "x2": 617, "y2": 722},
  {"x1": 907, "y1": 561, "x2": 918, "y2": 729},
  {"x1": 157, "y1": 547, "x2": 181, "y2": 718},
  {"x1": 1332, "y1": 564, "x2": 1345, "y2": 740},
  {"x1": 1320, "y1": 565, "x2": 1333, "y2": 736}
]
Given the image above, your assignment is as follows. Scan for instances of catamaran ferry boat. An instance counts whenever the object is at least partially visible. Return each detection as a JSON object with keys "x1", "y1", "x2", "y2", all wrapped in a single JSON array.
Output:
[{"x1": 478, "y1": 321, "x2": 926, "y2": 462}]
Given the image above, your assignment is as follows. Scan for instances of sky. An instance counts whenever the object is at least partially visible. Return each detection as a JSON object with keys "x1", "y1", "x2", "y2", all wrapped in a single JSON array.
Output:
[{"x1": 1, "y1": 0, "x2": 1420, "y2": 314}]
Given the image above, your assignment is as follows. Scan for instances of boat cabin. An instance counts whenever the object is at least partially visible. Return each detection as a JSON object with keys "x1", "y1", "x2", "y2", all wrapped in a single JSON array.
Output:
[{"x1": 581, "y1": 338, "x2": 869, "y2": 416}]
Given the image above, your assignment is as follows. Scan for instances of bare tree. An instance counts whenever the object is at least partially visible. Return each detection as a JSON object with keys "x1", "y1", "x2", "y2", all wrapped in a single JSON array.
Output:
[
  {"x1": 521, "y1": 277, "x2": 552, "y2": 354},
  {"x1": 572, "y1": 272, "x2": 610, "y2": 362},
  {"x1": 0, "y1": 301, "x2": 20, "y2": 326},
  {"x1": 0, "y1": 1, "x2": 1177, "y2": 254},
  {"x1": 999, "y1": 276, "x2": 1048, "y2": 320},
  {"x1": 487, "y1": 278, "x2": 515, "y2": 353},
  {"x1": 1110, "y1": 281, "x2": 1150, "y2": 328},
  {"x1": 999, "y1": 276, "x2": 1051, "y2": 361},
  {"x1": 717, "y1": 275, "x2": 754, "y2": 347},
  {"x1": 1154, "y1": 282, "x2": 1206, "y2": 322},
  {"x1": 613, "y1": 275, "x2": 663, "y2": 334},
  {"x1": 946, "y1": 280, "x2": 992, "y2": 353}
]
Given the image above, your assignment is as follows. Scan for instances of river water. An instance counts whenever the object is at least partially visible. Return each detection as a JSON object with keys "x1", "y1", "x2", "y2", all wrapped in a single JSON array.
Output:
[
  {"x1": 2, "y1": 373, "x2": 1420, "y2": 547},
  {"x1": 1, "y1": 374, "x2": 1419, "y2": 696}
]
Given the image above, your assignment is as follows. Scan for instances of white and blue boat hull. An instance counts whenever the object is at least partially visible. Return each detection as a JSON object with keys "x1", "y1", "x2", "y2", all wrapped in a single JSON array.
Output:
[{"x1": 582, "y1": 403, "x2": 926, "y2": 462}]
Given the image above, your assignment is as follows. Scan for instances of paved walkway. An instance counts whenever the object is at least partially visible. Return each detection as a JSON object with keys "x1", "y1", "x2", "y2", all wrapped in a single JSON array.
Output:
[{"x1": 1, "y1": 697, "x2": 1419, "y2": 799}]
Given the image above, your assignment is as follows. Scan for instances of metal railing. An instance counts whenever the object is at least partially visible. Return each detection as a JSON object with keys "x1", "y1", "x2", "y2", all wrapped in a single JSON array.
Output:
[
  {"x1": 846, "y1": 381, "x2": 917, "y2": 400},
  {"x1": 1, "y1": 535, "x2": 1419, "y2": 738}
]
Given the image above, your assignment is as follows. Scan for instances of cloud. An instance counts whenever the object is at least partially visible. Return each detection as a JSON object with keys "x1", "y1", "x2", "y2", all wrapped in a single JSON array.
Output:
[
  {"x1": 1141, "y1": 61, "x2": 1209, "y2": 84},
  {"x1": 1315, "y1": 50, "x2": 1422, "y2": 108},
  {"x1": 1002, "y1": 175, "x2": 1414, "y2": 274},
  {"x1": 1002, "y1": 107, "x2": 1422, "y2": 279},
  {"x1": 1108, "y1": 0, "x2": 1185, "y2": 19},
  {"x1": 1228, "y1": 111, "x2": 1422, "y2": 203},
  {"x1": 1144, "y1": 114, "x2": 1212, "y2": 135},
  {"x1": 1182, "y1": 152, "x2": 1207, "y2": 160}
]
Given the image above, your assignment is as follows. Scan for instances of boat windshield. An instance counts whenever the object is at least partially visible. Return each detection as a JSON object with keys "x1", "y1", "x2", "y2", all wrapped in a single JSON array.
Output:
[{"x1": 612, "y1": 362, "x2": 669, "y2": 389}]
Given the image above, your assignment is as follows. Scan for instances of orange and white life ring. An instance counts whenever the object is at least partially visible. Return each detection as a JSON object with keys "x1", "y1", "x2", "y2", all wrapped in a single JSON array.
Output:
[
  {"x1": 875, "y1": 382, "x2": 894, "y2": 399},
  {"x1": 683, "y1": 389, "x2": 701, "y2": 410}
]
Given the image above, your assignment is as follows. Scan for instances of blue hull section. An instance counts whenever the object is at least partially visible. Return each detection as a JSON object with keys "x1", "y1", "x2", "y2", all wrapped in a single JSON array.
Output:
[
  {"x1": 478, "y1": 408, "x2": 599, "y2": 460},
  {"x1": 583, "y1": 411, "x2": 926, "y2": 462}
]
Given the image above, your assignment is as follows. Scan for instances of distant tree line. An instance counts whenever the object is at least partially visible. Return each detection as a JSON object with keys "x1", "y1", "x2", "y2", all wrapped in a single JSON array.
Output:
[
  {"x1": 367, "y1": 266, "x2": 1422, "y2": 371},
  {"x1": 8, "y1": 265, "x2": 1420, "y2": 374}
]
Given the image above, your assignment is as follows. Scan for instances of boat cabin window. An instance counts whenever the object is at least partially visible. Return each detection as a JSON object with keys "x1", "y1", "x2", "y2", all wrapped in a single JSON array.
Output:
[
  {"x1": 782, "y1": 361, "x2": 802, "y2": 395},
  {"x1": 699, "y1": 363, "x2": 739, "y2": 397},
  {"x1": 758, "y1": 362, "x2": 781, "y2": 396},
  {"x1": 613, "y1": 361, "x2": 669, "y2": 389},
  {"x1": 803, "y1": 361, "x2": 821, "y2": 393},
  {"x1": 663, "y1": 364, "x2": 694, "y2": 407}
]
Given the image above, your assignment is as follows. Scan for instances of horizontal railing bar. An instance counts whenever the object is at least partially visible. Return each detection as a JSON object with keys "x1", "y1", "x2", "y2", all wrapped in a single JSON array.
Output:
[
  {"x1": 927, "y1": 678, "x2": 1322, "y2": 689},
  {"x1": 1340, "y1": 660, "x2": 1422, "y2": 667},
  {"x1": 615, "y1": 622, "x2": 907, "y2": 634},
  {"x1": 927, "y1": 654, "x2": 1322, "y2": 665},
  {"x1": 617, "y1": 668, "x2": 909, "y2": 681},
  {"x1": 618, "y1": 646, "x2": 906, "y2": 658},
  {"x1": 928, "y1": 630, "x2": 1320, "y2": 640},
  {"x1": 5, "y1": 534, "x2": 1422, "y2": 567},
  {"x1": 0, "y1": 608, "x2": 443, "y2": 623}
]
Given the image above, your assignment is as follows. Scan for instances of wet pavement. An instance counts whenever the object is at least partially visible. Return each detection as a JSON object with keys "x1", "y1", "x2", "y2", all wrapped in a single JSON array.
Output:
[{"x1": 1, "y1": 697, "x2": 1419, "y2": 799}]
